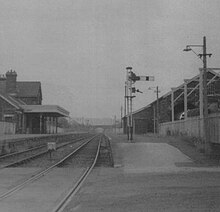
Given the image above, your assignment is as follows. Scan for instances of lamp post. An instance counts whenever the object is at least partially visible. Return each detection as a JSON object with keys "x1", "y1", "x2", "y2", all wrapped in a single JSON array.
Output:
[
  {"x1": 149, "y1": 86, "x2": 160, "y2": 134},
  {"x1": 183, "y1": 36, "x2": 212, "y2": 154}
]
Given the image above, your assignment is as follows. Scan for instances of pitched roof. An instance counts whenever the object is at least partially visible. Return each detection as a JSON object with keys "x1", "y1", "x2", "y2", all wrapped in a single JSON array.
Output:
[
  {"x1": 0, "y1": 94, "x2": 26, "y2": 109},
  {"x1": 16, "y1": 81, "x2": 41, "y2": 97}
]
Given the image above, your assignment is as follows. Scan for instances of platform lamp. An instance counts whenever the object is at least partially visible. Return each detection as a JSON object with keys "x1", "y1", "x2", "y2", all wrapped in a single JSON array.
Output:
[{"x1": 183, "y1": 36, "x2": 212, "y2": 154}]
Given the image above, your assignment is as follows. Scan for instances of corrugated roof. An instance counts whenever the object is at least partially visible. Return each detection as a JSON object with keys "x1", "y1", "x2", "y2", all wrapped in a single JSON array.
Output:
[{"x1": 17, "y1": 81, "x2": 41, "y2": 97}]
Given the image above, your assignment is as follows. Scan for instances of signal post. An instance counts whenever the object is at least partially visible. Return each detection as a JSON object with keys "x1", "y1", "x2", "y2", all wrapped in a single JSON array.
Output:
[{"x1": 125, "y1": 67, "x2": 154, "y2": 141}]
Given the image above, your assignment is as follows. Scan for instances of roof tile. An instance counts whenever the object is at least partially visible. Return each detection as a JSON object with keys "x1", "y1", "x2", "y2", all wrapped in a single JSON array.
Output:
[{"x1": 16, "y1": 81, "x2": 41, "y2": 97}]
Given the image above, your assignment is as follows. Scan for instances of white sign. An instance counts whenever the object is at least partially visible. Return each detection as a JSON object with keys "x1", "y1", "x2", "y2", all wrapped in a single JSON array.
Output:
[
  {"x1": 139, "y1": 76, "x2": 155, "y2": 81},
  {"x1": 47, "y1": 142, "x2": 56, "y2": 151}
]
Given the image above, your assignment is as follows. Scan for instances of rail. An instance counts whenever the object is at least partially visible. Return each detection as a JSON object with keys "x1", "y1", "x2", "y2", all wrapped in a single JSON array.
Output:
[
  {"x1": 52, "y1": 135, "x2": 102, "y2": 212},
  {"x1": 0, "y1": 134, "x2": 90, "y2": 168},
  {"x1": 0, "y1": 134, "x2": 99, "y2": 200}
]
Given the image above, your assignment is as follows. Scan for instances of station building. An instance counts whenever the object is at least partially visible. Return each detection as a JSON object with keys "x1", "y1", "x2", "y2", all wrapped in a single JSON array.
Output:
[{"x1": 0, "y1": 70, "x2": 69, "y2": 134}]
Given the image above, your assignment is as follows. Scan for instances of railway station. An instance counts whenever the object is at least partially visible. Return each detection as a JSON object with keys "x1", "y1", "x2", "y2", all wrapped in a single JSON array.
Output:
[
  {"x1": 1, "y1": 67, "x2": 220, "y2": 211},
  {"x1": 0, "y1": 55, "x2": 220, "y2": 212},
  {"x1": 1, "y1": 1, "x2": 220, "y2": 211}
]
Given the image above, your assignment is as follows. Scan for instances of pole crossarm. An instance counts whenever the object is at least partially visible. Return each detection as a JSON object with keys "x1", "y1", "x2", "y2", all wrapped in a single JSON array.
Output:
[
  {"x1": 199, "y1": 68, "x2": 220, "y2": 71},
  {"x1": 186, "y1": 45, "x2": 203, "y2": 48}
]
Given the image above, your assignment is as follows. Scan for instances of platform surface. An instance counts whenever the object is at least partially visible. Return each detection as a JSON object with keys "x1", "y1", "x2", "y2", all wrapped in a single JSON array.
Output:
[{"x1": 62, "y1": 133, "x2": 220, "y2": 212}]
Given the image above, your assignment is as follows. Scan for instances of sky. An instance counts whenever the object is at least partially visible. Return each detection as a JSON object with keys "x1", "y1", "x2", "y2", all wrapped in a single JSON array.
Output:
[{"x1": 0, "y1": 0, "x2": 220, "y2": 119}]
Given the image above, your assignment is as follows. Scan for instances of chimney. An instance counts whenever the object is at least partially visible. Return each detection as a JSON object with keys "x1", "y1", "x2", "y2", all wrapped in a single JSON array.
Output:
[
  {"x1": 0, "y1": 74, "x2": 6, "y2": 94},
  {"x1": 6, "y1": 70, "x2": 17, "y2": 96}
]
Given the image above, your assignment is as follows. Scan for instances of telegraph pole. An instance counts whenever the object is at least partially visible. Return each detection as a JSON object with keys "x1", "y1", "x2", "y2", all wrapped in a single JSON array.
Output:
[
  {"x1": 199, "y1": 36, "x2": 210, "y2": 154},
  {"x1": 129, "y1": 77, "x2": 133, "y2": 140},
  {"x1": 156, "y1": 86, "x2": 160, "y2": 134},
  {"x1": 184, "y1": 36, "x2": 212, "y2": 154},
  {"x1": 153, "y1": 105, "x2": 156, "y2": 134},
  {"x1": 124, "y1": 82, "x2": 127, "y2": 135},
  {"x1": 202, "y1": 36, "x2": 210, "y2": 154},
  {"x1": 203, "y1": 37, "x2": 208, "y2": 119},
  {"x1": 149, "y1": 86, "x2": 160, "y2": 133},
  {"x1": 124, "y1": 83, "x2": 126, "y2": 118}
]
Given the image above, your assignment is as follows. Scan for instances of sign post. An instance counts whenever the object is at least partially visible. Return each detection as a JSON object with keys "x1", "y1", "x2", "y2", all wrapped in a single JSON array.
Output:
[{"x1": 47, "y1": 142, "x2": 56, "y2": 160}]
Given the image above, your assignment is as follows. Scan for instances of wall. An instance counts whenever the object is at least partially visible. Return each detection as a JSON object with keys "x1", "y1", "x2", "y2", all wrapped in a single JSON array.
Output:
[
  {"x1": 0, "y1": 121, "x2": 16, "y2": 134},
  {"x1": 133, "y1": 106, "x2": 154, "y2": 134},
  {"x1": 159, "y1": 113, "x2": 220, "y2": 144},
  {"x1": 159, "y1": 95, "x2": 172, "y2": 123},
  {"x1": 0, "y1": 98, "x2": 16, "y2": 118},
  {"x1": 0, "y1": 97, "x2": 17, "y2": 121}
]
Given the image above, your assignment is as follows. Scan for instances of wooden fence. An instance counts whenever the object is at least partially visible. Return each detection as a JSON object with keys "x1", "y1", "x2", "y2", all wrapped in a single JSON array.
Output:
[{"x1": 159, "y1": 113, "x2": 220, "y2": 144}]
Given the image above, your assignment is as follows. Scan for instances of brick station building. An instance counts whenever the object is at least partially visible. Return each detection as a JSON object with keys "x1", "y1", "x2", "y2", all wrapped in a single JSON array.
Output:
[{"x1": 0, "y1": 70, "x2": 69, "y2": 134}]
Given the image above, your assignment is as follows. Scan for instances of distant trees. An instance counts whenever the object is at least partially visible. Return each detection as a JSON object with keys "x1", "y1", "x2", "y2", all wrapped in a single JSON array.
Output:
[
  {"x1": 57, "y1": 117, "x2": 71, "y2": 129},
  {"x1": 57, "y1": 117, "x2": 92, "y2": 132}
]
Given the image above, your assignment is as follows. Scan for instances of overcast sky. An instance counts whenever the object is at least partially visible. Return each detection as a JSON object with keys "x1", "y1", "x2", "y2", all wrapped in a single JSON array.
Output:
[{"x1": 0, "y1": 0, "x2": 220, "y2": 119}]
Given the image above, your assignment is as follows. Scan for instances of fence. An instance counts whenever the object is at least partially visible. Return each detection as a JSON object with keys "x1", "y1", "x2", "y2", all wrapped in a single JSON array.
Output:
[
  {"x1": 159, "y1": 113, "x2": 220, "y2": 144},
  {"x1": 0, "y1": 121, "x2": 16, "y2": 135}
]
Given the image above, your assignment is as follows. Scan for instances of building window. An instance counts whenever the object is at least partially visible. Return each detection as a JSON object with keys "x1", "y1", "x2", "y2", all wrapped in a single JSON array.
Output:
[{"x1": 4, "y1": 114, "x2": 14, "y2": 122}]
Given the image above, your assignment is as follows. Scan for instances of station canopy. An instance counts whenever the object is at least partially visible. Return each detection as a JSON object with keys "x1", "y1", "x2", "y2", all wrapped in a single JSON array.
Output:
[{"x1": 20, "y1": 105, "x2": 69, "y2": 117}]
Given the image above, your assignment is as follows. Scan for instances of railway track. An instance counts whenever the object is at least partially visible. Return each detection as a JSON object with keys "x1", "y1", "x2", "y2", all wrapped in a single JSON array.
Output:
[
  {"x1": 0, "y1": 134, "x2": 101, "y2": 204},
  {"x1": 52, "y1": 134, "x2": 102, "y2": 212},
  {"x1": 0, "y1": 134, "x2": 91, "y2": 168}
]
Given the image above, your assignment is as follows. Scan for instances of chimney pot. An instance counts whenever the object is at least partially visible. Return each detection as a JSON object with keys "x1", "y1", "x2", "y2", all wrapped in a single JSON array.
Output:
[{"x1": 6, "y1": 70, "x2": 17, "y2": 95}]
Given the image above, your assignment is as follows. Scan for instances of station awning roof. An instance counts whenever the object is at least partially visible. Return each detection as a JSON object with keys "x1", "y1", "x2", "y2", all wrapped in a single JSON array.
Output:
[{"x1": 20, "y1": 105, "x2": 69, "y2": 117}]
